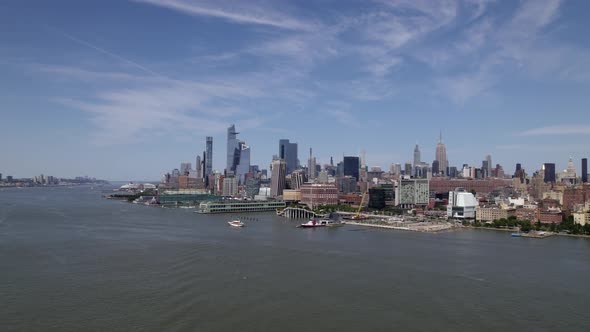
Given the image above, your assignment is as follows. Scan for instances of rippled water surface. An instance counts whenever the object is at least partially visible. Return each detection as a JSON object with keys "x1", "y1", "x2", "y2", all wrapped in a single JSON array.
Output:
[{"x1": 1, "y1": 186, "x2": 590, "y2": 331}]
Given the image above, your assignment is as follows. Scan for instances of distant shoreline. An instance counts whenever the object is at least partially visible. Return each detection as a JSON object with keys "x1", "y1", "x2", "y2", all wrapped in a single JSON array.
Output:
[{"x1": 465, "y1": 226, "x2": 590, "y2": 239}]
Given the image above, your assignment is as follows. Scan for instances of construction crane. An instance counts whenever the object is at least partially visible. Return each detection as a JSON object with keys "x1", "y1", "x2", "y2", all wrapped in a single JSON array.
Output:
[{"x1": 353, "y1": 191, "x2": 367, "y2": 220}]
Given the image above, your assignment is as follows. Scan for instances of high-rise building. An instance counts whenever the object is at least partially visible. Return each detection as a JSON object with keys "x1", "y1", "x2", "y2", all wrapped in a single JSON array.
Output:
[
  {"x1": 279, "y1": 139, "x2": 298, "y2": 174},
  {"x1": 235, "y1": 141, "x2": 251, "y2": 185},
  {"x1": 582, "y1": 158, "x2": 588, "y2": 183},
  {"x1": 226, "y1": 124, "x2": 240, "y2": 175},
  {"x1": 180, "y1": 162, "x2": 192, "y2": 175},
  {"x1": 395, "y1": 178, "x2": 429, "y2": 207},
  {"x1": 404, "y1": 162, "x2": 412, "y2": 176},
  {"x1": 413, "y1": 144, "x2": 421, "y2": 166},
  {"x1": 195, "y1": 156, "x2": 202, "y2": 179},
  {"x1": 307, "y1": 148, "x2": 316, "y2": 180},
  {"x1": 435, "y1": 131, "x2": 448, "y2": 175},
  {"x1": 222, "y1": 176, "x2": 238, "y2": 196},
  {"x1": 543, "y1": 163, "x2": 556, "y2": 183},
  {"x1": 485, "y1": 154, "x2": 492, "y2": 178},
  {"x1": 432, "y1": 160, "x2": 440, "y2": 175},
  {"x1": 205, "y1": 136, "x2": 213, "y2": 177},
  {"x1": 270, "y1": 159, "x2": 287, "y2": 197},
  {"x1": 343, "y1": 156, "x2": 360, "y2": 181}
]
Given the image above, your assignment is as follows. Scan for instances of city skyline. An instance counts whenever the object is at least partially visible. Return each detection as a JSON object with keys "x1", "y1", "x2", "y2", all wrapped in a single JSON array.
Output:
[{"x1": 1, "y1": 0, "x2": 590, "y2": 180}]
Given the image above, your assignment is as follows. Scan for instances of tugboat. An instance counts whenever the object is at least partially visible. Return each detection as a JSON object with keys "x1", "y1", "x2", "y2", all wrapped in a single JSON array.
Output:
[{"x1": 228, "y1": 220, "x2": 244, "y2": 227}]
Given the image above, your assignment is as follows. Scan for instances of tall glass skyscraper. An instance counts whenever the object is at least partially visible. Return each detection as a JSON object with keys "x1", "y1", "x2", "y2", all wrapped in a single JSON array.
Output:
[
  {"x1": 343, "y1": 156, "x2": 360, "y2": 181},
  {"x1": 226, "y1": 125, "x2": 240, "y2": 175},
  {"x1": 279, "y1": 139, "x2": 298, "y2": 174},
  {"x1": 582, "y1": 158, "x2": 588, "y2": 183},
  {"x1": 235, "y1": 142, "x2": 251, "y2": 185},
  {"x1": 205, "y1": 136, "x2": 213, "y2": 177}
]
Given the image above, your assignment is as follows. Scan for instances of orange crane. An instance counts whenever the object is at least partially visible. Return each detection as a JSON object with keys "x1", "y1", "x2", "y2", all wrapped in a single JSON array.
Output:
[{"x1": 353, "y1": 191, "x2": 367, "y2": 220}]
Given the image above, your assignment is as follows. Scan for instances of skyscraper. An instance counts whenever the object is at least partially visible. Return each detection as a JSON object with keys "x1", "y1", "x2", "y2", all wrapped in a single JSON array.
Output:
[
  {"x1": 485, "y1": 154, "x2": 492, "y2": 178},
  {"x1": 195, "y1": 156, "x2": 202, "y2": 179},
  {"x1": 205, "y1": 136, "x2": 213, "y2": 177},
  {"x1": 413, "y1": 144, "x2": 421, "y2": 166},
  {"x1": 582, "y1": 158, "x2": 588, "y2": 183},
  {"x1": 270, "y1": 159, "x2": 287, "y2": 197},
  {"x1": 279, "y1": 139, "x2": 298, "y2": 174},
  {"x1": 180, "y1": 162, "x2": 191, "y2": 175},
  {"x1": 235, "y1": 141, "x2": 251, "y2": 185},
  {"x1": 307, "y1": 148, "x2": 316, "y2": 180},
  {"x1": 543, "y1": 163, "x2": 556, "y2": 183},
  {"x1": 435, "y1": 132, "x2": 448, "y2": 175},
  {"x1": 226, "y1": 124, "x2": 240, "y2": 175},
  {"x1": 343, "y1": 156, "x2": 360, "y2": 181}
]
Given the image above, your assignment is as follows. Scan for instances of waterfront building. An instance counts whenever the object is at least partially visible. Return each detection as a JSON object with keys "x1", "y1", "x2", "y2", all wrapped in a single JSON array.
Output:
[
  {"x1": 368, "y1": 188, "x2": 386, "y2": 210},
  {"x1": 583, "y1": 158, "x2": 588, "y2": 183},
  {"x1": 538, "y1": 210, "x2": 562, "y2": 224},
  {"x1": 476, "y1": 206, "x2": 516, "y2": 222},
  {"x1": 279, "y1": 139, "x2": 298, "y2": 174},
  {"x1": 222, "y1": 176, "x2": 238, "y2": 196},
  {"x1": 343, "y1": 156, "x2": 360, "y2": 181},
  {"x1": 158, "y1": 189, "x2": 215, "y2": 206},
  {"x1": 283, "y1": 189, "x2": 302, "y2": 202},
  {"x1": 245, "y1": 178, "x2": 260, "y2": 198},
  {"x1": 448, "y1": 189, "x2": 477, "y2": 219},
  {"x1": 198, "y1": 200, "x2": 286, "y2": 214},
  {"x1": 205, "y1": 136, "x2": 213, "y2": 177},
  {"x1": 226, "y1": 124, "x2": 240, "y2": 175},
  {"x1": 516, "y1": 207, "x2": 538, "y2": 223},
  {"x1": 435, "y1": 132, "x2": 448, "y2": 175},
  {"x1": 270, "y1": 159, "x2": 287, "y2": 197},
  {"x1": 543, "y1": 163, "x2": 556, "y2": 183},
  {"x1": 300, "y1": 183, "x2": 338, "y2": 208},
  {"x1": 395, "y1": 178, "x2": 429, "y2": 208}
]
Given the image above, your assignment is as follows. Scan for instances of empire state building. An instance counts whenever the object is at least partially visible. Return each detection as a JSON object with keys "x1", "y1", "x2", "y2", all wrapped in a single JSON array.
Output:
[{"x1": 435, "y1": 132, "x2": 448, "y2": 175}]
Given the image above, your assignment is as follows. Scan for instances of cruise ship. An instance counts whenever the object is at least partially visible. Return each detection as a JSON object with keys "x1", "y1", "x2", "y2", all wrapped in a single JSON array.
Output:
[{"x1": 198, "y1": 200, "x2": 286, "y2": 214}]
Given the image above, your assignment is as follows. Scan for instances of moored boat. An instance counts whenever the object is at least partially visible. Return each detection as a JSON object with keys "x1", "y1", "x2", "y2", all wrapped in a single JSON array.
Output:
[
  {"x1": 298, "y1": 220, "x2": 339, "y2": 228},
  {"x1": 228, "y1": 220, "x2": 244, "y2": 227}
]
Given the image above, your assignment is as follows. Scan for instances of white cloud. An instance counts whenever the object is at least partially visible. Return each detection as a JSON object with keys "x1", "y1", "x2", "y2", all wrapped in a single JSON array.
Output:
[
  {"x1": 519, "y1": 125, "x2": 590, "y2": 136},
  {"x1": 133, "y1": 0, "x2": 317, "y2": 31}
]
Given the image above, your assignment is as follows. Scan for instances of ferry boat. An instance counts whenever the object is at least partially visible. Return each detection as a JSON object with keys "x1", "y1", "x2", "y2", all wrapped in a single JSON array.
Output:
[
  {"x1": 298, "y1": 220, "x2": 338, "y2": 228},
  {"x1": 228, "y1": 220, "x2": 244, "y2": 227}
]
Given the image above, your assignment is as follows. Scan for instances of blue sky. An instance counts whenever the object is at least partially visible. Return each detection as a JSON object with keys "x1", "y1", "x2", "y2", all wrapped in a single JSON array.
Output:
[{"x1": 1, "y1": 0, "x2": 589, "y2": 180}]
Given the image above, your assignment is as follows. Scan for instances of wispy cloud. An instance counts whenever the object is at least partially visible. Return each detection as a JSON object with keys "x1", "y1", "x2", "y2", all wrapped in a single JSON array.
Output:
[
  {"x1": 133, "y1": 0, "x2": 316, "y2": 31},
  {"x1": 519, "y1": 125, "x2": 590, "y2": 136}
]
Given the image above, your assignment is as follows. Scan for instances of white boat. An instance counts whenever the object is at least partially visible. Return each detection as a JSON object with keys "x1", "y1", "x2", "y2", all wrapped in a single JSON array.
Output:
[{"x1": 228, "y1": 220, "x2": 244, "y2": 227}]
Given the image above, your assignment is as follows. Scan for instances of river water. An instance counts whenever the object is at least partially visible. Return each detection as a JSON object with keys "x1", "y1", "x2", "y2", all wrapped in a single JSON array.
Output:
[{"x1": 1, "y1": 186, "x2": 589, "y2": 331}]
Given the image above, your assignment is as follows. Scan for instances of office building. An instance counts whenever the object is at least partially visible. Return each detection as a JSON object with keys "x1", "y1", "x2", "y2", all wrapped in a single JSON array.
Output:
[
  {"x1": 485, "y1": 155, "x2": 492, "y2": 178},
  {"x1": 195, "y1": 156, "x2": 202, "y2": 179},
  {"x1": 413, "y1": 144, "x2": 421, "y2": 166},
  {"x1": 369, "y1": 188, "x2": 386, "y2": 209},
  {"x1": 343, "y1": 156, "x2": 360, "y2": 181},
  {"x1": 222, "y1": 176, "x2": 238, "y2": 196},
  {"x1": 235, "y1": 141, "x2": 251, "y2": 185},
  {"x1": 395, "y1": 178, "x2": 429, "y2": 207},
  {"x1": 279, "y1": 139, "x2": 298, "y2": 174},
  {"x1": 307, "y1": 148, "x2": 316, "y2": 180},
  {"x1": 583, "y1": 158, "x2": 588, "y2": 183},
  {"x1": 300, "y1": 183, "x2": 338, "y2": 208},
  {"x1": 180, "y1": 162, "x2": 192, "y2": 175},
  {"x1": 226, "y1": 124, "x2": 240, "y2": 175},
  {"x1": 205, "y1": 136, "x2": 213, "y2": 177},
  {"x1": 270, "y1": 159, "x2": 287, "y2": 197},
  {"x1": 543, "y1": 163, "x2": 556, "y2": 183},
  {"x1": 435, "y1": 132, "x2": 448, "y2": 175}
]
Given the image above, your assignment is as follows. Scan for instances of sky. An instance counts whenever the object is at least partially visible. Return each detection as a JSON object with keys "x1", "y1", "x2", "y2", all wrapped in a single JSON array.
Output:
[{"x1": 1, "y1": 0, "x2": 589, "y2": 181}]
